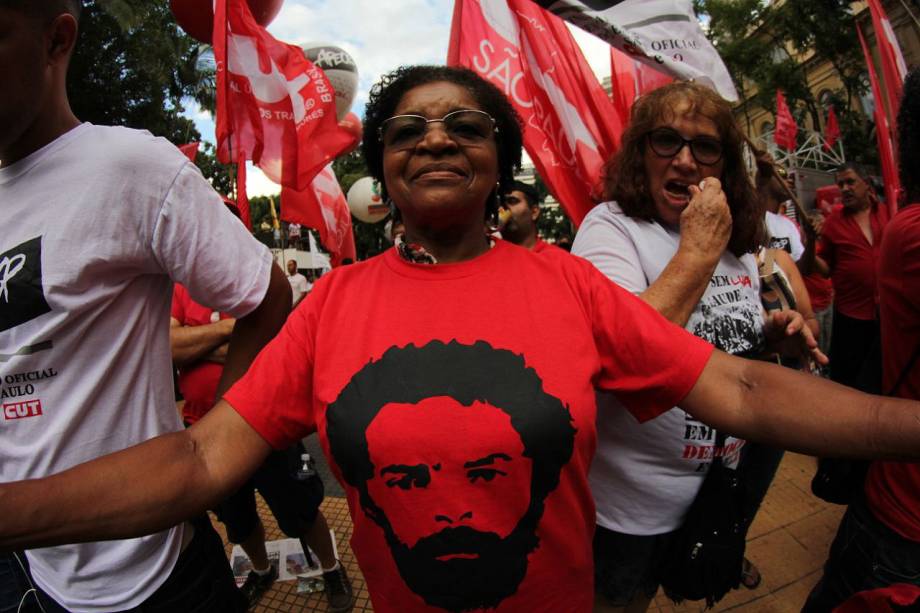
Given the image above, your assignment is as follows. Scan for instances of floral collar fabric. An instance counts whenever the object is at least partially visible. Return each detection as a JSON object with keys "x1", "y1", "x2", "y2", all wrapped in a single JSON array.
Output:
[{"x1": 394, "y1": 233, "x2": 495, "y2": 265}]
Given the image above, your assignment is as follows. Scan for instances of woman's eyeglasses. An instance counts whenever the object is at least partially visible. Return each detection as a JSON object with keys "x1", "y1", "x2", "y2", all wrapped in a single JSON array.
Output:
[
  {"x1": 379, "y1": 109, "x2": 498, "y2": 150},
  {"x1": 646, "y1": 127, "x2": 723, "y2": 166}
]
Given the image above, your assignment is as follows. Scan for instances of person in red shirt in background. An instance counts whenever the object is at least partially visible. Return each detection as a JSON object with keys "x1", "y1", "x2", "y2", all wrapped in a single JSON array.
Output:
[
  {"x1": 171, "y1": 277, "x2": 354, "y2": 612},
  {"x1": 816, "y1": 161, "x2": 890, "y2": 389},
  {"x1": 498, "y1": 180, "x2": 566, "y2": 254},
  {"x1": 804, "y1": 67, "x2": 920, "y2": 612}
]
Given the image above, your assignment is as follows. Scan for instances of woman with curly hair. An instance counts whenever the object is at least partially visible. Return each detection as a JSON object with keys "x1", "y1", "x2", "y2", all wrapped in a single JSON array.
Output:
[{"x1": 572, "y1": 81, "x2": 824, "y2": 611}]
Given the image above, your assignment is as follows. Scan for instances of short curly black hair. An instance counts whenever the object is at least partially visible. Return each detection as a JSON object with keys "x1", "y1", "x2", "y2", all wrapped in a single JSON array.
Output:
[
  {"x1": 361, "y1": 65, "x2": 523, "y2": 218},
  {"x1": 899, "y1": 67, "x2": 920, "y2": 203}
]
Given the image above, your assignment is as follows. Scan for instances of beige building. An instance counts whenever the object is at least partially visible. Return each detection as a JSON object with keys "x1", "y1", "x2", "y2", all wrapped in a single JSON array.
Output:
[{"x1": 735, "y1": 1, "x2": 920, "y2": 158}]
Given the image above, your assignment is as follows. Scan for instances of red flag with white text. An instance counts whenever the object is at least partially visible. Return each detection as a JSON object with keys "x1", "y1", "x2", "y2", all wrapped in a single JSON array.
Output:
[
  {"x1": 448, "y1": 0, "x2": 623, "y2": 225},
  {"x1": 823, "y1": 106, "x2": 840, "y2": 151},
  {"x1": 280, "y1": 164, "x2": 356, "y2": 265},
  {"x1": 213, "y1": 0, "x2": 353, "y2": 191},
  {"x1": 866, "y1": 0, "x2": 908, "y2": 122},
  {"x1": 774, "y1": 90, "x2": 798, "y2": 151},
  {"x1": 609, "y1": 46, "x2": 672, "y2": 124},
  {"x1": 858, "y1": 24, "x2": 901, "y2": 213}
]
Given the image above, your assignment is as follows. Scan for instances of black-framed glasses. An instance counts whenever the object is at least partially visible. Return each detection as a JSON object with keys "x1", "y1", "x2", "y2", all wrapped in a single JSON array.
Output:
[
  {"x1": 646, "y1": 127, "x2": 723, "y2": 166},
  {"x1": 378, "y1": 109, "x2": 498, "y2": 150}
]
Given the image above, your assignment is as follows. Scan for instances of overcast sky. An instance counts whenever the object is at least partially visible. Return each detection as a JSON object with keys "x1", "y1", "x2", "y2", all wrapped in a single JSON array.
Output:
[{"x1": 184, "y1": 0, "x2": 614, "y2": 197}]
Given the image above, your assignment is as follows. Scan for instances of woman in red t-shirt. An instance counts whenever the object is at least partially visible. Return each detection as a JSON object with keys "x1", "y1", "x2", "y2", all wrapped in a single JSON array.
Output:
[{"x1": 2, "y1": 66, "x2": 920, "y2": 613}]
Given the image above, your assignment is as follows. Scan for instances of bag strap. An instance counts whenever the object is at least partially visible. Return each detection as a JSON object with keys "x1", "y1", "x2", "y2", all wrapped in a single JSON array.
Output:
[
  {"x1": 757, "y1": 248, "x2": 775, "y2": 278},
  {"x1": 758, "y1": 249, "x2": 795, "y2": 312},
  {"x1": 711, "y1": 430, "x2": 728, "y2": 468},
  {"x1": 886, "y1": 339, "x2": 920, "y2": 397}
]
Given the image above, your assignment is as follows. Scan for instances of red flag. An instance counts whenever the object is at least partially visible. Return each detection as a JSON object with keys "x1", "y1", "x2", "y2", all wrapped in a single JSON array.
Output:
[
  {"x1": 280, "y1": 164, "x2": 356, "y2": 265},
  {"x1": 823, "y1": 106, "x2": 840, "y2": 151},
  {"x1": 858, "y1": 24, "x2": 901, "y2": 213},
  {"x1": 213, "y1": 0, "x2": 353, "y2": 191},
  {"x1": 448, "y1": 0, "x2": 623, "y2": 226},
  {"x1": 178, "y1": 142, "x2": 200, "y2": 162},
  {"x1": 609, "y1": 46, "x2": 672, "y2": 125},
  {"x1": 236, "y1": 155, "x2": 251, "y2": 229},
  {"x1": 866, "y1": 0, "x2": 908, "y2": 123},
  {"x1": 774, "y1": 90, "x2": 798, "y2": 151}
]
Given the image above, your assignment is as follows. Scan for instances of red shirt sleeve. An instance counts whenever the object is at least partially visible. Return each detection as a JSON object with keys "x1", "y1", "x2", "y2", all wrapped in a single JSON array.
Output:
[
  {"x1": 224, "y1": 295, "x2": 317, "y2": 449},
  {"x1": 584, "y1": 261, "x2": 714, "y2": 422},
  {"x1": 171, "y1": 284, "x2": 188, "y2": 322}
]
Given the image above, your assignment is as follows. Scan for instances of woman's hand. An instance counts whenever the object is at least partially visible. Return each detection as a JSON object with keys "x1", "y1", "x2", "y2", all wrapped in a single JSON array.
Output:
[
  {"x1": 679, "y1": 178, "x2": 732, "y2": 264},
  {"x1": 763, "y1": 309, "x2": 829, "y2": 365}
]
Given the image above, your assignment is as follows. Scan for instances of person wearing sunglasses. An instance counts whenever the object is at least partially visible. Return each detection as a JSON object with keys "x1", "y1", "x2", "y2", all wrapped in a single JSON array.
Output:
[
  {"x1": 5, "y1": 68, "x2": 920, "y2": 613},
  {"x1": 572, "y1": 81, "x2": 824, "y2": 611}
]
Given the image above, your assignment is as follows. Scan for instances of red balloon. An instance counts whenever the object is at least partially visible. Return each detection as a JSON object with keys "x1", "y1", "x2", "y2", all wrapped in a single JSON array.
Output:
[
  {"x1": 170, "y1": 0, "x2": 284, "y2": 44},
  {"x1": 338, "y1": 112, "x2": 363, "y2": 154}
]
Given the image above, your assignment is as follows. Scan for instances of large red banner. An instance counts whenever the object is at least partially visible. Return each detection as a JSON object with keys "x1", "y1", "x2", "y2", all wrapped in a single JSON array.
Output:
[
  {"x1": 858, "y1": 24, "x2": 901, "y2": 213},
  {"x1": 448, "y1": 0, "x2": 623, "y2": 226},
  {"x1": 609, "y1": 46, "x2": 672, "y2": 124},
  {"x1": 213, "y1": 0, "x2": 353, "y2": 191},
  {"x1": 866, "y1": 0, "x2": 908, "y2": 122}
]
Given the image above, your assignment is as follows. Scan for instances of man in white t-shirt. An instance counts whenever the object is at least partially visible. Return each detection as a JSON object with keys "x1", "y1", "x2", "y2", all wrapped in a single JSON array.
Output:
[
  {"x1": 0, "y1": 3, "x2": 290, "y2": 612},
  {"x1": 286, "y1": 259, "x2": 310, "y2": 307}
]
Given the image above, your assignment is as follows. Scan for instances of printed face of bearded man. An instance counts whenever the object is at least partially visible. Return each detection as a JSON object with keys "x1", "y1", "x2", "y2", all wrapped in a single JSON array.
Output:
[{"x1": 326, "y1": 340, "x2": 576, "y2": 612}]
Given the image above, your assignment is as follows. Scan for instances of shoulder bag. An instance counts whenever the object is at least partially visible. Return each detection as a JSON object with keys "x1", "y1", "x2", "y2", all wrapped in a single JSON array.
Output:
[{"x1": 660, "y1": 432, "x2": 748, "y2": 608}]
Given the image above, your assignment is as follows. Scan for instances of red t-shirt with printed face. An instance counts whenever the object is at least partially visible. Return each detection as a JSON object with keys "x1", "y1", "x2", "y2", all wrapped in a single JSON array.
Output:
[
  {"x1": 225, "y1": 240, "x2": 714, "y2": 613},
  {"x1": 866, "y1": 203, "x2": 920, "y2": 542},
  {"x1": 819, "y1": 201, "x2": 890, "y2": 320},
  {"x1": 171, "y1": 284, "x2": 230, "y2": 424}
]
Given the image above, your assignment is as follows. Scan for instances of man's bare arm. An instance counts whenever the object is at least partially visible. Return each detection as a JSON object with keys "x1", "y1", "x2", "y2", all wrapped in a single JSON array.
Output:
[
  {"x1": 170, "y1": 317, "x2": 235, "y2": 367},
  {"x1": 0, "y1": 402, "x2": 271, "y2": 550},
  {"x1": 216, "y1": 263, "x2": 291, "y2": 398},
  {"x1": 682, "y1": 351, "x2": 920, "y2": 460}
]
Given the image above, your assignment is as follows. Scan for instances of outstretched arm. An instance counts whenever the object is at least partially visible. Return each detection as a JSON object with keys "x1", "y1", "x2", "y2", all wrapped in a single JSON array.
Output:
[
  {"x1": 0, "y1": 401, "x2": 270, "y2": 551},
  {"x1": 683, "y1": 351, "x2": 920, "y2": 460}
]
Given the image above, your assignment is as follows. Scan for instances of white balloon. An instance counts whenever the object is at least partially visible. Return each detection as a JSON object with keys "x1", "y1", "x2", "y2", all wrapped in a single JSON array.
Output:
[
  {"x1": 346, "y1": 177, "x2": 389, "y2": 224},
  {"x1": 301, "y1": 43, "x2": 358, "y2": 121}
]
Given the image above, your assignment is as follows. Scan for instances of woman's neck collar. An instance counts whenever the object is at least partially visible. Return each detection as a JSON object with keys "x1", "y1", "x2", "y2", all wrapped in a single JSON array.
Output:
[{"x1": 398, "y1": 224, "x2": 493, "y2": 264}]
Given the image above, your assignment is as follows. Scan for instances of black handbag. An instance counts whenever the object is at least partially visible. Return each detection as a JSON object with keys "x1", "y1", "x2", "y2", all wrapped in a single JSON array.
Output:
[
  {"x1": 660, "y1": 432, "x2": 748, "y2": 608},
  {"x1": 811, "y1": 340, "x2": 920, "y2": 504}
]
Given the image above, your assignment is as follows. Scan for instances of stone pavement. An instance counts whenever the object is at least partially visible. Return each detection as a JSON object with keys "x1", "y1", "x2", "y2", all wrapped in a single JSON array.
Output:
[{"x1": 220, "y1": 451, "x2": 844, "y2": 612}]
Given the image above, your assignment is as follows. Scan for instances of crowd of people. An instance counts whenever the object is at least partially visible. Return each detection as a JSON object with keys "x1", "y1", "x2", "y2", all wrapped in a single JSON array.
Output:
[{"x1": 1, "y1": 2, "x2": 920, "y2": 613}]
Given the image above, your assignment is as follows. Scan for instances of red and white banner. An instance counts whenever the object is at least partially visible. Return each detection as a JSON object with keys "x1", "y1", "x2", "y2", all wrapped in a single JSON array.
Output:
[
  {"x1": 213, "y1": 0, "x2": 354, "y2": 191},
  {"x1": 610, "y1": 46, "x2": 672, "y2": 123},
  {"x1": 774, "y1": 90, "x2": 798, "y2": 151},
  {"x1": 866, "y1": 0, "x2": 908, "y2": 122},
  {"x1": 281, "y1": 164, "x2": 356, "y2": 266},
  {"x1": 529, "y1": 0, "x2": 738, "y2": 101},
  {"x1": 449, "y1": 0, "x2": 623, "y2": 225},
  {"x1": 858, "y1": 24, "x2": 901, "y2": 213},
  {"x1": 823, "y1": 106, "x2": 840, "y2": 151}
]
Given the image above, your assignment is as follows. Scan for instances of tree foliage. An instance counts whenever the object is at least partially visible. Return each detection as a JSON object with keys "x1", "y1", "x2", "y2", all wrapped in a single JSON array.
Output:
[
  {"x1": 68, "y1": 1, "x2": 233, "y2": 191},
  {"x1": 699, "y1": 0, "x2": 875, "y2": 165}
]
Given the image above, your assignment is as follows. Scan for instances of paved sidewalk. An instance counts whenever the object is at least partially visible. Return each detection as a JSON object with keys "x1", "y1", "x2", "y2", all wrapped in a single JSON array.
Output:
[{"x1": 220, "y1": 452, "x2": 842, "y2": 612}]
